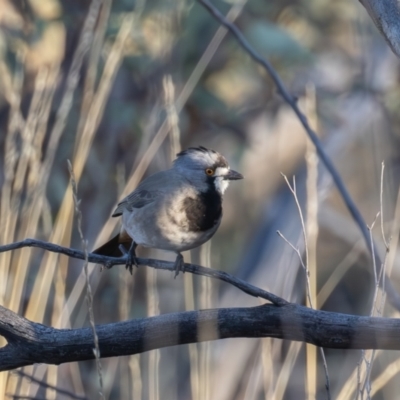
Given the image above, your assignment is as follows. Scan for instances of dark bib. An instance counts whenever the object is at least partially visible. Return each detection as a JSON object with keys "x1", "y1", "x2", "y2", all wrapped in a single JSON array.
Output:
[{"x1": 183, "y1": 188, "x2": 222, "y2": 232}]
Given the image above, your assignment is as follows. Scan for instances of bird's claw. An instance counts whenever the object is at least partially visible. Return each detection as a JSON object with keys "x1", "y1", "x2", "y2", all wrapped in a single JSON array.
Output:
[
  {"x1": 125, "y1": 253, "x2": 139, "y2": 275},
  {"x1": 173, "y1": 253, "x2": 184, "y2": 279},
  {"x1": 120, "y1": 242, "x2": 138, "y2": 275}
]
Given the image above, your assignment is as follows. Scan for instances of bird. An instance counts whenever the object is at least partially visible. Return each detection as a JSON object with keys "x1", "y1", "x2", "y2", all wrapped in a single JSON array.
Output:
[{"x1": 92, "y1": 146, "x2": 243, "y2": 276}]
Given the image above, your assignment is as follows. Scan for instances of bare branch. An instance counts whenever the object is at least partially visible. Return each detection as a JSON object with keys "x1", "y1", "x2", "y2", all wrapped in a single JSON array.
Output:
[
  {"x1": 0, "y1": 238, "x2": 287, "y2": 306},
  {"x1": 195, "y1": 0, "x2": 400, "y2": 311}
]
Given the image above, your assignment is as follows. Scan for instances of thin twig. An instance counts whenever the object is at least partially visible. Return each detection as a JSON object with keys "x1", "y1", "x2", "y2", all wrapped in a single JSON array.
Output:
[
  {"x1": 276, "y1": 230, "x2": 306, "y2": 271},
  {"x1": 276, "y1": 228, "x2": 332, "y2": 398},
  {"x1": 377, "y1": 165, "x2": 392, "y2": 315},
  {"x1": 0, "y1": 238, "x2": 287, "y2": 306},
  {"x1": 376, "y1": 163, "x2": 391, "y2": 314},
  {"x1": 358, "y1": 170, "x2": 392, "y2": 398},
  {"x1": 12, "y1": 371, "x2": 87, "y2": 400},
  {"x1": 195, "y1": 0, "x2": 390, "y2": 304},
  {"x1": 278, "y1": 175, "x2": 331, "y2": 400},
  {"x1": 367, "y1": 213, "x2": 387, "y2": 318},
  {"x1": 356, "y1": 354, "x2": 363, "y2": 400},
  {"x1": 280, "y1": 175, "x2": 311, "y2": 301},
  {"x1": 368, "y1": 214, "x2": 380, "y2": 288},
  {"x1": 68, "y1": 162, "x2": 104, "y2": 399},
  {"x1": 380, "y1": 162, "x2": 389, "y2": 250},
  {"x1": 357, "y1": 216, "x2": 380, "y2": 399}
]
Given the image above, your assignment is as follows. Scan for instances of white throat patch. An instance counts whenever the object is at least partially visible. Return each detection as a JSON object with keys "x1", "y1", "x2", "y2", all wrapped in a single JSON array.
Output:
[{"x1": 214, "y1": 167, "x2": 230, "y2": 194}]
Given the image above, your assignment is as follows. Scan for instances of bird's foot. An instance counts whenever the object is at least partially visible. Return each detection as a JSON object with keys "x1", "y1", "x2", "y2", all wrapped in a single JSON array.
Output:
[
  {"x1": 173, "y1": 253, "x2": 184, "y2": 279},
  {"x1": 120, "y1": 242, "x2": 138, "y2": 275}
]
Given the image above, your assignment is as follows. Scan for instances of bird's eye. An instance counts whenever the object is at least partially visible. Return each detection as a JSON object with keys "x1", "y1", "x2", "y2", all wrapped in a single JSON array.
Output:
[{"x1": 205, "y1": 168, "x2": 214, "y2": 176}]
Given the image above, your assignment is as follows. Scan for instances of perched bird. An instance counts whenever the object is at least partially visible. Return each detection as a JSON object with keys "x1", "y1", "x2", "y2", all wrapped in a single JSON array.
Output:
[{"x1": 93, "y1": 146, "x2": 243, "y2": 276}]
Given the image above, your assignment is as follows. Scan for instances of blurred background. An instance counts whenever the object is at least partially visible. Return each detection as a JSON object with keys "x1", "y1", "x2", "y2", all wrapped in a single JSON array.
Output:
[{"x1": 1, "y1": 0, "x2": 400, "y2": 398}]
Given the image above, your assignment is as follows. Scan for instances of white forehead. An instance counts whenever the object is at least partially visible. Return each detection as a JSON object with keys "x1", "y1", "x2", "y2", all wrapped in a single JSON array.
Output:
[
  {"x1": 186, "y1": 150, "x2": 218, "y2": 165},
  {"x1": 184, "y1": 151, "x2": 222, "y2": 166}
]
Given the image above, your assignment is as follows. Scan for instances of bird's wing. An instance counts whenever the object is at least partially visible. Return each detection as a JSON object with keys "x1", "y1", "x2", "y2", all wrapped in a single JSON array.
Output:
[
  {"x1": 112, "y1": 189, "x2": 160, "y2": 215},
  {"x1": 112, "y1": 170, "x2": 172, "y2": 217}
]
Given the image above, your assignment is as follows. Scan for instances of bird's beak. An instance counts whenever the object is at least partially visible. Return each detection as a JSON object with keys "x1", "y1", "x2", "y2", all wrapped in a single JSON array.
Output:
[{"x1": 224, "y1": 169, "x2": 244, "y2": 180}]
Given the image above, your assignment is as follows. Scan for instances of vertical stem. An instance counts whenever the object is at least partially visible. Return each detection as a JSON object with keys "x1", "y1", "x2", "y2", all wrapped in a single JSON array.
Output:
[{"x1": 305, "y1": 85, "x2": 319, "y2": 400}]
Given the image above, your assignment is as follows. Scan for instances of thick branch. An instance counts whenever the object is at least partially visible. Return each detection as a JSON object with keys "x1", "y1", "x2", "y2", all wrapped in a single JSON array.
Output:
[
  {"x1": 359, "y1": 0, "x2": 400, "y2": 58},
  {"x1": 0, "y1": 238, "x2": 287, "y2": 306},
  {"x1": 1, "y1": 303, "x2": 400, "y2": 371}
]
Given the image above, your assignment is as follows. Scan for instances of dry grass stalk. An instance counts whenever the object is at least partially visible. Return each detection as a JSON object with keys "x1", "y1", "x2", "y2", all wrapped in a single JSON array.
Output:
[{"x1": 68, "y1": 161, "x2": 104, "y2": 399}]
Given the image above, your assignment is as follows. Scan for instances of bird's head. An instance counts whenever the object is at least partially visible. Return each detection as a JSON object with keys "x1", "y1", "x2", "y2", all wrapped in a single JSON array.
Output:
[{"x1": 173, "y1": 146, "x2": 243, "y2": 194}]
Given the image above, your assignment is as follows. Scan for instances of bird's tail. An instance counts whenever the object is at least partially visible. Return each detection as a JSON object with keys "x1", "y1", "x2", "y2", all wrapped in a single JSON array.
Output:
[{"x1": 92, "y1": 233, "x2": 132, "y2": 257}]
